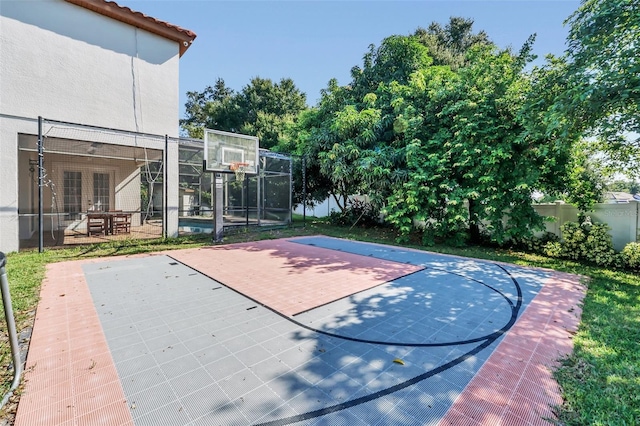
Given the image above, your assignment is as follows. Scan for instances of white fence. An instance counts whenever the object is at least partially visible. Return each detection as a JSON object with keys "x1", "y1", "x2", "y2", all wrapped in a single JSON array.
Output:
[
  {"x1": 296, "y1": 196, "x2": 639, "y2": 251},
  {"x1": 533, "y1": 202, "x2": 640, "y2": 251},
  {"x1": 295, "y1": 195, "x2": 370, "y2": 218},
  {"x1": 294, "y1": 198, "x2": 341, "y2": 218}
]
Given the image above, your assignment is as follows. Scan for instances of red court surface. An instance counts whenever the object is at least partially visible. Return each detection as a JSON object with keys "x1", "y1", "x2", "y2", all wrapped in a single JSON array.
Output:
[
  {"x1": 438, "y1": 271, "x2": 584, "y2": 425},
  {"x1": 169, "y1": 239, "x2": 425, "y2": 316},
  {"x1": 15, "y1": 259, "x2": 134, "y2": 426}
]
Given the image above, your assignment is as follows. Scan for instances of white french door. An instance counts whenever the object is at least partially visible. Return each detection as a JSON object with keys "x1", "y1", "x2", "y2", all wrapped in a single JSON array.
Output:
[{"x1": 93, "y1": 172, "x2": 111, "y2": 211}]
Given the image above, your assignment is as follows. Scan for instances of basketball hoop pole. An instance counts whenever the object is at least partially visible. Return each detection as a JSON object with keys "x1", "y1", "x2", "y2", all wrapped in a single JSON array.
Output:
[
  {"x1": 202, "y1": 129, "x2": 259, "y2": 241},
  {"x1": 214, "y1": 173, "x2": 223, "y2": 242}
]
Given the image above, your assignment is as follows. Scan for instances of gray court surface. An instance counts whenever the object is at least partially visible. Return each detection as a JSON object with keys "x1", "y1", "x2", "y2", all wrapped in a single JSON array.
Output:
[{"x1": 82, "y1": 236, "x2": 552, "y2": 425}]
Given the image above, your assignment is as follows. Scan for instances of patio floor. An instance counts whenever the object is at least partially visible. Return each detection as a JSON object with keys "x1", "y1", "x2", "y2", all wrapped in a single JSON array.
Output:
[
  {"x1": 14, "y1": 236, "x2": 585, "y2": 425},
  {"x1": 19, "y1": 222, "x2": 164, "y2": 249}
]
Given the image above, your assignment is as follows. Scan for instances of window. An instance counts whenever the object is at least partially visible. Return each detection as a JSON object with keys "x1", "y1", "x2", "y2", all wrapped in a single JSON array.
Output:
[{"x1": 63, "y1": 171, "x2": 82, "y2": 214}]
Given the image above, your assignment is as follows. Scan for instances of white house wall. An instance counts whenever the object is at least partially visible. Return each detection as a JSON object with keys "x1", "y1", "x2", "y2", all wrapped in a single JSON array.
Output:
[
  {"x1": 0, "y1": 117, "x2": 33, "y2": 252},
  {"x1": 0, "y1": 0, "x2": 183, "y2": 252},
  {"x1": 0, "y1": 0, "x2": 180, "y2": 134}
]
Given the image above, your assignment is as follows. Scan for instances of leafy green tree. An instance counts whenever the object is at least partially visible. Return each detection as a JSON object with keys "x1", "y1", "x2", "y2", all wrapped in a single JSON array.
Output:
[
  {"x1": 235, "y1": 77, "x2": 306, "y2": 149},
  {"x1": 563, "y1": 0, "x2": 640, "y2": 175},
  {"x1": 296, "y1": 18, "x2": 499, "y2": 215},
  {"x1": 286, "y1": 81, "x2": 378, "y2": 210},
  {"x1": 606, "y1": 179, "x2": 640, "y2": 195},
  {"x1": 563, "y1": 142, "x2": 607, "y2": 214},
  {"x1": 276, "y1": 107, "x2": 334, "y2": 208},
  {"x1": 384, "y1": 40, "x2": 573, "y2": 245},
  {"x1": 181, "y1": 78, "x2": 237, "y2": 139},
  {"x1": 181, "y1": 77, "x2": 307, "y2": 149},
  {"x1": 291, "y1": 34, "x2": 434, "y2": 212},
  {"x1": 350, "y1": 35, "x2": 433, "y2": 98},
  {"x1": 413, "y1": 17, "x2": 492, "y2": 69},
  {"x1": 290, "y1": 17, "x2": 580, "y2": 245}
]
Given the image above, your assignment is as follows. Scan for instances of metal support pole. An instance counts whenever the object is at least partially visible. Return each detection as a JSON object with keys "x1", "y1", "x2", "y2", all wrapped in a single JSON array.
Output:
[
  {"x1": 302, "y1": 156, "x2": 306, "y2": 227},
  {"x1": 0, "y1": 253, "x2": 23, "y2": 409},
  {"x1": 214, "y1": 173, "x2": 223, "y2": 242},
  {"x1": 163, "y1": 135, "x2": 168, "y2": 239},
  {"x1": 289, "y1": 156, "x2": 293, "y2": 225},
  {"x1": 38, "y1": 116, "x2": 44, "y2": 252},
  {"x1": 198, "y1": 175, "x2": 202, "y2": 215},
  {"x1": 257, "y1": 164, "x2": 262, "y2": 226},
  {"x1": 245, "y1": 174, "x2": 249, "y2": 227}
]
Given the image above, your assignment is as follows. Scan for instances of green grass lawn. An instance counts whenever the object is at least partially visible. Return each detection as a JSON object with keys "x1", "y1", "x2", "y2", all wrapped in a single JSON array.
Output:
[{"x1": 1, "y1": 220, "x2": 638, "y2": 424}]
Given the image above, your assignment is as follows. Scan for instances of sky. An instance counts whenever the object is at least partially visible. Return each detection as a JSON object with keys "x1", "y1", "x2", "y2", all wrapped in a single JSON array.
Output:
[{"x1": 118, "y1": 0, "x2": 582, "y2": 118}]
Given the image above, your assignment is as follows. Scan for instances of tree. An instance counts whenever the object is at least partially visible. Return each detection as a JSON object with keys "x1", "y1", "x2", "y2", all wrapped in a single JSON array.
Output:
[
  {"x1": 293, "y1": 17, "x2": 499, "y2": 217},
  {"x1": 563, "y1": 142, "x2": 607, "y2": 214},
  {"x1": 278, "y1": 17, "x2": 493, "y2": 214},
  {"x1": 563, "y1": 0, "x2": 640, "y2": 175},
  {"x1": 291, "y1": 17, "x2": 580, "y2": 245},
  {"x1": 293, "y1": 34, "x2": 433, "y2": 212},
  {"x1": 279, "y1": 108, "x2": 334, "y2": 208},
  {"x1": 383, "y1": 39, "x2": 577, "y2": 245},
  {"x1": 350, "y1": 35, "x2": 434, "y2": 99},
  {"x1": 413, "y1": 17, "x2": 492, "y2": 69},
  {"x1": 180, "y1": 77, "x2": 307, "y2": 149},
  {"x1": 285, "y1": 80, "x2": 379, "y2": 211},
  {"x1": 180, "y1": 78, "x2": 237, "y2": 139},
  {"x1": 606, "y1": 179, "x2": 640, "y2": 195}
]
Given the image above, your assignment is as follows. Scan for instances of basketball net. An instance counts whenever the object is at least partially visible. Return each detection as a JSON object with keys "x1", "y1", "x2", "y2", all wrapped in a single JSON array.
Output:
[{"x1": 230, "y1": 162, "x2": 249, "y2": 182}]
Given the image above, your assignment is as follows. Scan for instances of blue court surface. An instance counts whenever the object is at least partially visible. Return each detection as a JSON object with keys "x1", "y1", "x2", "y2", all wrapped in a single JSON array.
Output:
[{"x1": 82, "y1": 236, "x2": 553, "y2": 425}]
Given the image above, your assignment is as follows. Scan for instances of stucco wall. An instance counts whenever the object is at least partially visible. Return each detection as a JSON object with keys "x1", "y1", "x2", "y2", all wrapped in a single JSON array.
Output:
[
  {"x1": 0, "y1": 0, "x2": 180, "y2": 135},
  {"x1": 0, "y1": 0, "x2": 183, "y2": 252}
]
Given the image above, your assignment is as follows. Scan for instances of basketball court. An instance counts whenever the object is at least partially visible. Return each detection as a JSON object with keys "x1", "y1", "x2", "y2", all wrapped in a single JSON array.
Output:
[{"x1": 14, "y1": 236, "x2": 585, "y2": 425}]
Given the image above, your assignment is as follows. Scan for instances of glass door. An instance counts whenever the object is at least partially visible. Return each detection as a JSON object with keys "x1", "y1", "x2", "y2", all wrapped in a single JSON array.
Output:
[
  {"x1": 93, "y1": 173, "x2": 110, "y2": 211},
  {"x1": 63, "y1": 171, "x2": 82, "y2": 218}
]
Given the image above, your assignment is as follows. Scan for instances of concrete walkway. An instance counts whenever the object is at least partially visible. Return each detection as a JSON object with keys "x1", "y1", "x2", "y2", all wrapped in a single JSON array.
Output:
[{"x1": 14, "y1": 236, "x2": 585, "y2": 425}]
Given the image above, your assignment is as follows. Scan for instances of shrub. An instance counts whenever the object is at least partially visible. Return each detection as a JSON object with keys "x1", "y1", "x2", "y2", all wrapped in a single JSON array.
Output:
[
  {"x1": 525, "y1": 217, "x2": 635, "y2": 270},
  {"x1": 513, "y1": 232, "x2": 559, "y2": 253},
  {"x1": 621, "y1": 242, "x2": 640, "y2": 270},
  {"x1": 582, "y1": 222, "x2": 617, "y2": 267},
  {"x1": 543, "y1": 241, "x2": 563, "y2": 258},
  {"x1": 559, "y1": 221, "x2": 588, "y2": 260},
  {"x1": 328, "y1": 199, "x2": 381, "y2": 228},
  {"x1": 556, "y1": 218, "x2": 619, "y2": 267}
]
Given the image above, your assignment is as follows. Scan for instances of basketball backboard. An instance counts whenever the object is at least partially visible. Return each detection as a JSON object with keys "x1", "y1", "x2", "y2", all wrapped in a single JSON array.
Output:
[{"x1": 203, "y1": 129, "x2": 259, "y2": 174}]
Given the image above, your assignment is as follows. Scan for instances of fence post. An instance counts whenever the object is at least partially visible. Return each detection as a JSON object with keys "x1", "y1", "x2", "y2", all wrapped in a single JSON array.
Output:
[
  {"x1": 636, "y1": 202, "x2": 640, "y2": 243},
  {"x1": 555, "y1": 201, "x2": 563, "y2": 236},
  {"x1": 628, "y1": 203, "x2": 637, "y2": 247},
  {"x1": 38, "y1": 116, "x2": 44, "y2": 253},
  {"x1": 0, "y1": 252, "x2": 23, "y2": 408}
]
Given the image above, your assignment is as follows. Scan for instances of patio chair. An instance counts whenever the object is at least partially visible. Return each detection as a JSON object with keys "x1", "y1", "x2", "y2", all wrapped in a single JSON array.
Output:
[
  {"x1": 87, "y1": 214, "x2": 106, "y2": 236},
  {"x1": 112, "y1": 213, "x2": 131, "y2": 234}
]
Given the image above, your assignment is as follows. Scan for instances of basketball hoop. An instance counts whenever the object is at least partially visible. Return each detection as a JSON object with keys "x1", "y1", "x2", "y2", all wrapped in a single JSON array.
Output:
[{"x1": 229, "y1": 162, "x2": 249, "y2": 182}]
